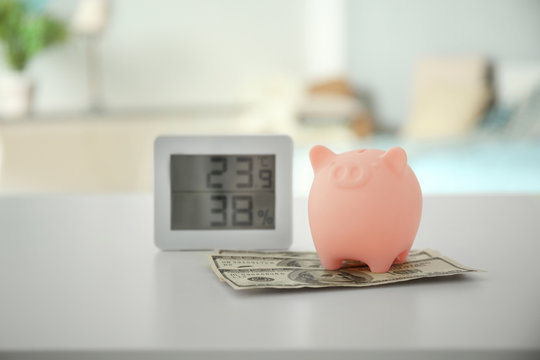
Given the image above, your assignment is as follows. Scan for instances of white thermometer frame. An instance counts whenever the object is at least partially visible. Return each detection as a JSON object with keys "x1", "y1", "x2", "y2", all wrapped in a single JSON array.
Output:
[{"x1": 154, "y1": 135, "x2": 293, "y2": 250}]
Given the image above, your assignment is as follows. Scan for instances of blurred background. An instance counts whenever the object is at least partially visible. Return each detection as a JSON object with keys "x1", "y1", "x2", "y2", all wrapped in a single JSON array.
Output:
[{"x1": 0, "y1": 0, "x2": 539, "y2": 196}]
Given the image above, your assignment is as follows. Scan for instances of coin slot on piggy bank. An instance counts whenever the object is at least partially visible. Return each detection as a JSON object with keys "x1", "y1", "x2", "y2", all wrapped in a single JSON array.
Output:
[{"x1": 308, "y1": 146, "x2": 422, "y2": 273}]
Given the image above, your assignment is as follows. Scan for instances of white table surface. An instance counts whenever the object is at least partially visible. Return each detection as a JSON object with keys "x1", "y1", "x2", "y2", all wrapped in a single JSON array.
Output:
[{"x1": 0, "y1": 194, "x2": 539, "y2": 359}]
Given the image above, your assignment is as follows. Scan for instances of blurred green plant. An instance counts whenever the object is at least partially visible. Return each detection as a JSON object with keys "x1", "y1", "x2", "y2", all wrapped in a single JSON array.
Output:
[{"x1": 0, "y1": 0, "x2": 67, "y2": 72}]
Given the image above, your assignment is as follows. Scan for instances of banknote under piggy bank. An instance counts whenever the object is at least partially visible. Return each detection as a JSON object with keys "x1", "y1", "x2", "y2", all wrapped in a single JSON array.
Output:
[{"x1": 308, "y1": 145, "x2": 422, "y2": 273}]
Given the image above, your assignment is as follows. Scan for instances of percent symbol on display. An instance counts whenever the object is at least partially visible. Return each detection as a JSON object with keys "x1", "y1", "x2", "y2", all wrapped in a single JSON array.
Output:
[{"x1": 257, "y1": 209, "x2": 273, "y2": 225}]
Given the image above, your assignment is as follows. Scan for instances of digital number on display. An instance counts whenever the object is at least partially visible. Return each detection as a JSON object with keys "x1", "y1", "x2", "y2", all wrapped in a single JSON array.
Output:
[{"x1": 170, "y1": 155, "x2": 275, "y2": 230}]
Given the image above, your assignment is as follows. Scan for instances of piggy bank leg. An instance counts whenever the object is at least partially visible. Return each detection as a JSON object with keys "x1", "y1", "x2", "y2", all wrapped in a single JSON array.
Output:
[
  {"x1": 366, "y1": 257, "x2": 395, "y2": 273},
  {"x1": 393, "y1": 249, "x2": 410, "y2": 264},
  {"x1": 318, "y1": 256, "x2": 343, "y2": 271}
]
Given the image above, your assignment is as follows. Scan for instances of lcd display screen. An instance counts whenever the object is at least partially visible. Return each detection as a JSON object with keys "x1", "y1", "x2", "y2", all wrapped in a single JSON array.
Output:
[{"x1": 170, "y1": 155, "x2": 275, "y2": 230}]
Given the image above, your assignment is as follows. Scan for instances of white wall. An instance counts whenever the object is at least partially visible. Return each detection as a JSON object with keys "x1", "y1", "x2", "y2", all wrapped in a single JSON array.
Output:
[
  {"x1": 100, "y1": 0, "x2": 306, "y2": 110},
  {"x1": 305, "y1": 0, "x2": 346, "y2": 82},
  {"x1": 3, "y1": 0, "x2": 540, "y2": 121},
  {"x1": 1, "y1": 0, "x2": 308, "y2": 113},
  {"x1": 347, "y1": 0, "x2": 540, "y2": 131}
]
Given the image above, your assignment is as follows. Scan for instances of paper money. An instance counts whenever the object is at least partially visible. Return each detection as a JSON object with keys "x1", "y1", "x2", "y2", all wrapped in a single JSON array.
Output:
[
  {"x1": 213, "y1": 249, "x2": 433, "y2": 269},
  {"x1": 210, "y1": 249, "x2": 479, "y2": 290}
]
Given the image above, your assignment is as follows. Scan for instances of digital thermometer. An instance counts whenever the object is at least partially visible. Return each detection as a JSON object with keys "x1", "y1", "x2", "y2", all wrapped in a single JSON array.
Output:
[{"x1": 154, "y1": 135, "x2": 293, "y2": 250}]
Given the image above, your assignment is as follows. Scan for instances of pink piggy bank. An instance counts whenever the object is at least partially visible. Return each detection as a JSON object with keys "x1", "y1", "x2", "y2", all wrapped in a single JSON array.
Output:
[{"x1": 308, "y1": 145, "x2": 422, "y2": 273}]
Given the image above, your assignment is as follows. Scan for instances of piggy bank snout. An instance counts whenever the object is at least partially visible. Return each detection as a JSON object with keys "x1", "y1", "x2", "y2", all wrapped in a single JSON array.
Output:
[{"x1": 328, "y1": 161, "x2": 369, "y2": 188}]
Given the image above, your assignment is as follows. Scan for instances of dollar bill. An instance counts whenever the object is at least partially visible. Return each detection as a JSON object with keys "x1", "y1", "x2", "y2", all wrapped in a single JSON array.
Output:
[
  {"x1": 213, "y1": 249, "x2": 434, "y2": 269},
  {"x1": 209, "y1": 249, "x2": 480, "y2": 290}
]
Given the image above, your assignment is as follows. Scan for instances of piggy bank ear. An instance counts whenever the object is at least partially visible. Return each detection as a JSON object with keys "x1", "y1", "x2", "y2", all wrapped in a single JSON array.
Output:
[
  {"x1": 382, "y1": 147, "x2": 407, "y2": 174},
  {"x1": 310, "y1": 145, "x2": 336, "y2": 173}
]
